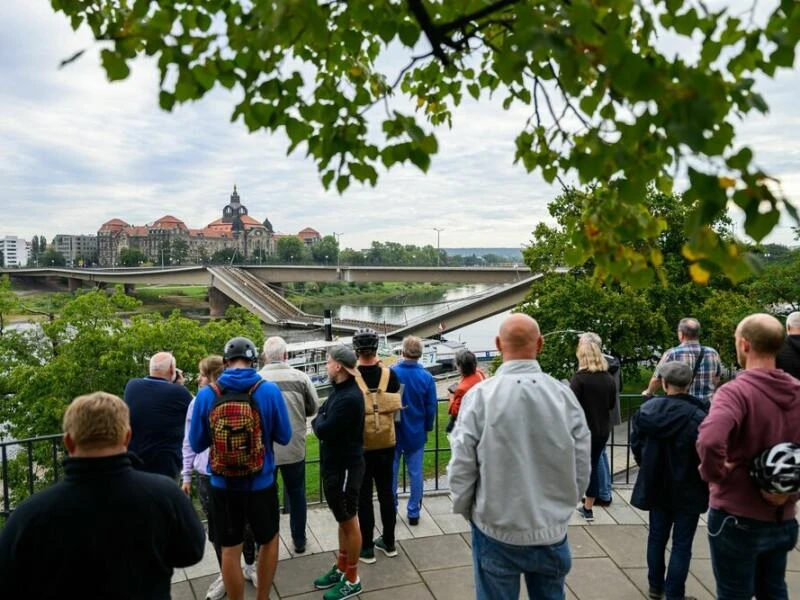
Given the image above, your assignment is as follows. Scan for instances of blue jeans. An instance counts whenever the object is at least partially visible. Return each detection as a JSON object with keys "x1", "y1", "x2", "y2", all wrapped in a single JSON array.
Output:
[
  {"x1": 471, "y1": 523, "x2": 571, "y2": 600},
  {"x1": 707, "y1": 508, "x2": 799, "y2": 600},
  {"x1": 276, "y1": 460, "x2": 307, "y2": 547},
  {"x1": 585, "y1": 438, "x2": 607, "y2": 499},
  {"x1": 393, "y1": 445, "x2": 424, "y2": 519},
  {"x1": 596, "y1": 448, "x2": 612, "y2": 501},
  {"x1": 647, "y1": 509, "x2": 700, "y2": 599}
]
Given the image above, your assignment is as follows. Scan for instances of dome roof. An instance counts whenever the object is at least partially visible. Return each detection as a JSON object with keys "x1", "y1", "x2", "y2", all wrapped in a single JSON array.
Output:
[
  {"x1": 152, "y1": 215, "x2": 188, "y2": 230},
  {"x1": 99, "y1": 218, "x2": 130, "y2": 232}
]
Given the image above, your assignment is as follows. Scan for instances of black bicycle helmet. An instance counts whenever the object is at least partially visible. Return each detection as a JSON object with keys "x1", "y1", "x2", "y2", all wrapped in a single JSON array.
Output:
[
  {"x1": 352, "y1": 328, "x2": 379, "y2": 353},
  {"x1": 750, "y1": 442, "x2": 800, "y2": 495},
  {"x1": 223, "y1": 336, "x2": 258, "y2": 363}
]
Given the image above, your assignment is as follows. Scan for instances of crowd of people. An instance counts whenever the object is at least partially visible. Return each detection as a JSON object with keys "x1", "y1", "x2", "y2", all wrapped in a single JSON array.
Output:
[{"x1": 1, "y1": 311, "x2": 799, "y2": 600}]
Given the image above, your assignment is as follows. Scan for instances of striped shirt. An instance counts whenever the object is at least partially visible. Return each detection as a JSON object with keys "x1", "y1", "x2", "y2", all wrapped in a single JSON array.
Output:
[{"x1": 656, "y1": 341, "x2": 722, "y2": 402}]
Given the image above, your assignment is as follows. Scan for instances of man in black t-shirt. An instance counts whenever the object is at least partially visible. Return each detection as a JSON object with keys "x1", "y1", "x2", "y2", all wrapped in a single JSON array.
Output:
[
  {"x1": 124, "y1": 351, "x2": 193, "y2": 478},
  {"x1": 352, "y1": 328, "x2": 403, "y2": 564}
]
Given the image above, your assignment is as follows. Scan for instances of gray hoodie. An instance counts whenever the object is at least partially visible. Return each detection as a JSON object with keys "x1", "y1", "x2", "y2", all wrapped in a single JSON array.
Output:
[{"x1": 448, "y1": 359, "x2": 591, "y2": 546}]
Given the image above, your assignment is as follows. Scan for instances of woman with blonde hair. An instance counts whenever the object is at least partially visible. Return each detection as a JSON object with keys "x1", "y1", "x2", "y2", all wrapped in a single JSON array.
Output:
[{"x1": 570, "y1": 332, "x2": 617, "y2": 522}]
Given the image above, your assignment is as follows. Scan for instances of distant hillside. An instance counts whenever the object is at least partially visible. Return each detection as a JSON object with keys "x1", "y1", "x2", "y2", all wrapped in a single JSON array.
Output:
[{"x1": 444, "y1": 247, "x2": 523, "y2": 260}]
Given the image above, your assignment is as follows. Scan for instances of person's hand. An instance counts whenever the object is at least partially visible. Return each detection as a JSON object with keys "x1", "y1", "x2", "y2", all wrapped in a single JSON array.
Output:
[
  {"x1": 180, "y1": 481, "x2": 191, "y2": 496},
  {"x1": 641, "y1": 389, "x2": 652, "y2": 397},
  {"x1": 760, "y1": 490, "x2": 791, "y2": 506},
  {"x1": 173, "y1": 368, "x2": 185, "y2": 385}
]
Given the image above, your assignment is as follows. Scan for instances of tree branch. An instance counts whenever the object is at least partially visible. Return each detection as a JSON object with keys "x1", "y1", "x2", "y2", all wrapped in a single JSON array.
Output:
[
  {"x1": 407, "y1": 0, "x2": 450, "y2": 64},
  {"x1": 438, "y1": 0, "x2": 521, "y2": 34}
]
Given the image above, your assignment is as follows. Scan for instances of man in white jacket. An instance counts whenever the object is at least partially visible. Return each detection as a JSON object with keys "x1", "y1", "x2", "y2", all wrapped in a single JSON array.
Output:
[{"x1": 448, "y1": 313, "x2": 591, "y2": 600}]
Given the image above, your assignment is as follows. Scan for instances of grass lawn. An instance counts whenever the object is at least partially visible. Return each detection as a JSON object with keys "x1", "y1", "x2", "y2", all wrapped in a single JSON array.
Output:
[
  {"x1": 134, "y1": 285, "x2": 208, "y2": 300},
  {"x1": 295, "y1": 401, "x2": 452, "y2": 506}
]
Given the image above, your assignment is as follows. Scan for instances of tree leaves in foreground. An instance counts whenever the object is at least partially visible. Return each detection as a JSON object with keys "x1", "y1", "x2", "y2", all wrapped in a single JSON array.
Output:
[{"x1": 51, "y1": 0, "x2": 800, "y2": 283}]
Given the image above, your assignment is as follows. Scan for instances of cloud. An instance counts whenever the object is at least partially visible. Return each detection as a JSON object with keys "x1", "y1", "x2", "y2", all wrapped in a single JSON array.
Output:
[{"x1": 1, "y1": 0, "x2": 798, "y2": 252}]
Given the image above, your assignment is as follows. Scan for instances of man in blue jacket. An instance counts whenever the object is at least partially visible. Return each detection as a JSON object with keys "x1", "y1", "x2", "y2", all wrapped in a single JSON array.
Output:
[
  {"x1": 190, "y1": 337, "x2": 291, "y2": 600},
  {"x1": 392, "y1": 336, "x2": 438, "y2": 526},
  {"x1": 630, "y1": 361, "x2": 709, "y2": 600}
]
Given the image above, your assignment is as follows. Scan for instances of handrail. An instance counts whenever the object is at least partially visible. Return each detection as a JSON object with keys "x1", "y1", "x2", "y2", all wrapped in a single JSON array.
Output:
[{"x1": 1, "y1": 394, "x2": 642, "y2": 521}]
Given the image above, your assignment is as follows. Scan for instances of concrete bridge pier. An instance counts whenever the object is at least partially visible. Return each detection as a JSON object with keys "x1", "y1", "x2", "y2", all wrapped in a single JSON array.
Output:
[
  {"x1": 67, "y1": 278, "x2": 82, "y2": 293},
  {"x1": 123, "y1": 283, "x2": 135, "y2": 295},
  {"x1": 208, "y1": 287, "x2": 234, "y2": 317}
]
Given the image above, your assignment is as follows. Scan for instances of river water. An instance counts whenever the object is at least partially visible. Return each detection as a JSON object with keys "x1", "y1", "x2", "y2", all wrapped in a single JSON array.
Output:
[{"x1": 267, "y1": 284, "x2": 510, "y2": 353}]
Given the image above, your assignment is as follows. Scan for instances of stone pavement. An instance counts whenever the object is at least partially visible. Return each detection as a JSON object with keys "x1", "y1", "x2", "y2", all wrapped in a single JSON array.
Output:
[{"x1": 171, "y1": 489, "x2": 800, "y2": 599}]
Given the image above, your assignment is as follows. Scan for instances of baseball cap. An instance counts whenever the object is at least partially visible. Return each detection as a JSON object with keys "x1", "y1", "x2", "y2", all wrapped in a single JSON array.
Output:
[
  {"x1": 659, "y1": 361, "x2": 693, "y2": 388},
  {"x1": 328, "y1": 344, "x2": 359, "y2": 377}
]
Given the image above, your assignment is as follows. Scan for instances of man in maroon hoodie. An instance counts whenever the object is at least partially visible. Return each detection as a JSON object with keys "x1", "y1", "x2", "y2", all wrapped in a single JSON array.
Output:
[{"x1": 697, "y1": 313, "x2": 800, "y2": 600}]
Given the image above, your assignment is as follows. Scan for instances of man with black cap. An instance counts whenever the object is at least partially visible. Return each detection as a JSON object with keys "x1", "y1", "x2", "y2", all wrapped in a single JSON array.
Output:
[
  {"x1": 630, "y1": 361, "x2": 709, "y2": 600},
  {"x1": 189, "y1": 337, "x2": 291, "y2": 600},
  {"x1": 311, "y1": 344, "x2": 366, "y2": 600}
]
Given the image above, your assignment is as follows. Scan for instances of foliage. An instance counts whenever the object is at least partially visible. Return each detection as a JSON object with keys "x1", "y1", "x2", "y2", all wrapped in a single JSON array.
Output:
[
  {"x1": 747, "y1": 254, "x2": 800, "y2": 313},
  {"x1": 0, "y1": 288, "x2": 264, "y2": 439},
  {"x1": 0, "y1": 275, "x2": 19, "y2": 335},
  {"x1": 171, "y1": 239, "x2": 190, "y2": 265},
  {"x1": 210, "y1": 247, "x2": 244, "y2": 265},
  {"x1": 39, "y1": 250, "x2": 66, "y2": 267},
  {"x1": 119, "y1": 247, "x2": 148, "y2": 267},
  {"x1": 276, "y1": 236, "x2": 308, "y2": 263},
  {"x1": 310, "y1": 235, "x2": 340, "y2": 265},
  {"x1": 52, "y1": 0, "x2": 800, "y2": 283},
  {"x1": 521, "y1": 187, "x2": 756, "y2": 377}
]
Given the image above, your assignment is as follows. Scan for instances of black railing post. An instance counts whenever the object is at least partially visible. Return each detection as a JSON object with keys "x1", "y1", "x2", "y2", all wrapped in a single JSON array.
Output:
[
  {"x1": 27, "y1": 441, "x2": 35, "y2": 496},
  {"x1": 2, "y1": 445, "x2": 9, "y2": 517},
  {"x1": 52, "y1": 439, "x2": 60, "y2": 482}
]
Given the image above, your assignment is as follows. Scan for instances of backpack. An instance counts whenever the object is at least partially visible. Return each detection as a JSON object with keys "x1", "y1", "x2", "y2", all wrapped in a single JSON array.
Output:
[
  {"x1": 208, "y1": 381, "x2": 265, "y2": 477},
  {"x1": 355, "y1": 368, "x2": 403, "y2": 451}
]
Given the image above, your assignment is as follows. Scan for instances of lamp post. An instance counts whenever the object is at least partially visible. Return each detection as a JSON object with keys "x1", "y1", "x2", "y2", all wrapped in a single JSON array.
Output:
[
  {"x1": 333, "y1": 232, "x2": 342, "y2": 271},
  {"x1": 433, "y1": 227, "x2": 444, "y2": 267}
]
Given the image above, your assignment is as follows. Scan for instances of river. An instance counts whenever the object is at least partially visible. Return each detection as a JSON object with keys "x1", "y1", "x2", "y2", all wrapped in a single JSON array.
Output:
[{"x1": 266, "y1": 284, "x2": 511, "y2": 354}]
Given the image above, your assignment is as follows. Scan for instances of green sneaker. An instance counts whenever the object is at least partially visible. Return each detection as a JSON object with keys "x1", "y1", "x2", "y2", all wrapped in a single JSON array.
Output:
[
  {"x1": 358, "y1": 547, "x2": 376, "y2": 564},
  {"x1": 373, "y1": 536, "x2": 398, "y2": 557},
  {"x1": 323, "y1": 577, "x2": 362, "y2": 600},
  {"x1": 314, "y1": 564, "x2": 344, "y2": 589}
]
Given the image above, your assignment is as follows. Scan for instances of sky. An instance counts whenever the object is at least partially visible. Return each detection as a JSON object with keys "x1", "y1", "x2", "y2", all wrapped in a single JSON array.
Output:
[{"x1": 1, "y1": 2, "x2": 798, "y2": 251}]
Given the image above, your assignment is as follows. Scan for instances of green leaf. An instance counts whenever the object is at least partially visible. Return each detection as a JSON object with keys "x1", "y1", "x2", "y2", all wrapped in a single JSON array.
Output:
[
  {"x1": 159, "y1": 91, "x2": 175, "y2": 111},
  {"x1": 398, "y1": 21, "x2": 420, "y2": 47},
  {"x1": 336, "y1": 175, "x2": 350, "y2": 193},
  {"x1": 409, "y1": 148, "x2": 430, "y2": 172},
  {"x1": 100, "y1": 49, "x2": 130, "y2": 82},
  {"x1": 321, "y1": 170, "x2": 335, "y2": 189},
  {"x1": 467, "y1": 83, "x2": 480, "y2": 100}
]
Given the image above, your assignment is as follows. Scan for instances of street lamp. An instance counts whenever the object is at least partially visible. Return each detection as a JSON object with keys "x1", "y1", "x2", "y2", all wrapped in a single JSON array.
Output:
[
  {"x1": 433, "y1": 227, "x2": 444, "y2": 267},
  {"x1": 333, "y1": 232, "x2": 342, "y2": 271}
]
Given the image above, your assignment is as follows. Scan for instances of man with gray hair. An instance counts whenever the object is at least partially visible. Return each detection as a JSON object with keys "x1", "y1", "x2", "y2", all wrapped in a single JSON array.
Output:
[
  {"x1": 124, "y1": 351, "x2": 193, "y2": 478},
  {"x1": 643, "y1": 318, "x2": 721, "y2": 402},
  {"x1": 258, "y1": 336, "x2": 319, "y2": 554},
  {"x1": 391, "y1": 336, "x2": 438, "y2": 530},
  {"x1": 776, "y1": 311, "x2": 800, "y2": 379}
]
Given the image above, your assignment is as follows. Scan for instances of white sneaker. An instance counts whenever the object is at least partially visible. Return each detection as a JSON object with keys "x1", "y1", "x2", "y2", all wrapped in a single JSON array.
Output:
[
  {"x1": 205, "y1": 575, "x2": 226, "y2": 600},
  {"x1": 243, "y1": 563, "x2": 258, "y2": 589}
]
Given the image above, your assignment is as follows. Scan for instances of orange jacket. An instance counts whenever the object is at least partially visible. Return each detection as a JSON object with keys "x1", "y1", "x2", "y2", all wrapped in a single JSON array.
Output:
[{"x1": 448, "y1": 370, "x2": 486, "y2": 417}]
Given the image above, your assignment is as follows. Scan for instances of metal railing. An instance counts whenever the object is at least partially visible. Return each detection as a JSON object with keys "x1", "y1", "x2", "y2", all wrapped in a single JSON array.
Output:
[
  {"x1": 1, "y1": 394, "x2": 643, "y2": 520},
  {"x1": 1, "y1": 433, "x2": 66, "y2": 521}
]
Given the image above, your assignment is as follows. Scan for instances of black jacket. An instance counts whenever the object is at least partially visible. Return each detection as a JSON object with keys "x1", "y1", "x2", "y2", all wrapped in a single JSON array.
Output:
[
  {"x1": 569, "y1": 370, "x2": 617, "y2": 441},
  {"x1": 777, "y1": 335, "x2": 800, "y2": 380},
  {"x1": 312, "y1": 376, "x2": 365, "y2": 473},
  {"x1": 0, "y1": 453, "x2": 205, "y2": 599},
  {"x1": 630, "y1": 393, "x2": 710, "y2": 514},
  {"x1": 124, "y1": 376, "x2": 193, "y2": 478}
]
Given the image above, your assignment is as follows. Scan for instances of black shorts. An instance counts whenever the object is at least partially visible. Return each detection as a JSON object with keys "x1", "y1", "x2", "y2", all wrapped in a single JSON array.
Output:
[
  {"x1": 209, "y1": 483, "x2": 279, "y2": 547},
  {"x1": 324, "y1": 459, "x2": 365, "y2": 523}
]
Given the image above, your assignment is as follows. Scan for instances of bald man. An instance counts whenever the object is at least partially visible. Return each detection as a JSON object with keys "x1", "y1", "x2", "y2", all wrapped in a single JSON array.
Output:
[
  {"x1": 697, "y1": 313, "x2": 800, "y2": 600},
  {"x1": 124, "y1": 351, "x2": 193, "y2": 478},
  {"x1": 448, "y1": 313, "x2": 591, "y2": 600}
]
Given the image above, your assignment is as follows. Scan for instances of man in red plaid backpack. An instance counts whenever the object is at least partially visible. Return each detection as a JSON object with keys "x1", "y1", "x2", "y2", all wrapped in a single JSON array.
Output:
[{"x1": 190, "y1": 337, "x2": 292, "y2": 600}]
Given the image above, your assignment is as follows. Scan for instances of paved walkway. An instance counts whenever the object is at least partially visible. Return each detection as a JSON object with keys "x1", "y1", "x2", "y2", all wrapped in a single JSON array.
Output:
[{"x1": 171, "y1": 489, "x2": 800, "y2": 599}]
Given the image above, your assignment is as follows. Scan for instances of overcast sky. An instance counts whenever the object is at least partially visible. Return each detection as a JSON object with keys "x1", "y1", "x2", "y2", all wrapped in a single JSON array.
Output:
[{"x1": 1, "y1": 1, "x2": 798, "y2": 250}]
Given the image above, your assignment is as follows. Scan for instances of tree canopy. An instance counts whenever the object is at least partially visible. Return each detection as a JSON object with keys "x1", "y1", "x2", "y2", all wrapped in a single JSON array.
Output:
[{"x1": 52, "y1": 0, "x2": 800, "y2": 283}]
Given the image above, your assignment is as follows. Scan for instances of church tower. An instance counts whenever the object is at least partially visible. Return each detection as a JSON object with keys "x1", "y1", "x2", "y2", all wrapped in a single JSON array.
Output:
[{"x1": 222, "y1": 184, "x2": 248, "y2": 228}]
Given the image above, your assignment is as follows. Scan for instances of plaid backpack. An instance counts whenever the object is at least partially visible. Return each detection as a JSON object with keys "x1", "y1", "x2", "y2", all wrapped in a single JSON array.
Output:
[{"x1": 208, "y1": 381, "x2": 265, "y2": 477}]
